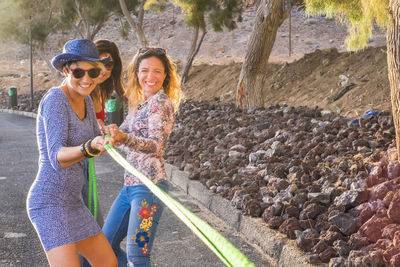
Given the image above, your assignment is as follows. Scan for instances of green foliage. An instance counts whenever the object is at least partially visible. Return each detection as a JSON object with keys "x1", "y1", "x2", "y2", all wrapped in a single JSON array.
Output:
[
  {"x1": 304, "y1": 0, "x2": 388, "y2": 51},
  {"x1": 0, "y1": 0, "x2": 59, "y2": 45},
  {"x1": 114, "y1": 0, "x2": 141, "y2": 17},
  {"x1": 54, "y1": 0, "x2": 120, "y2": 39},
  {"x1": 144, "y1": 0, "x2": 168, "y2": 12},
  {"x1": 173, "y1": 0, "x2": 242, "y2": 31},
  {"x1": 209, "y1": 0, "x2": 242, "y2": 31}
]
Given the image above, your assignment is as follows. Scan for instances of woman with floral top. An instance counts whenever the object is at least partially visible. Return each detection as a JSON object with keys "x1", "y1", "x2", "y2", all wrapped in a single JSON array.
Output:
[{"x1": 103, "y1": 47, "x2": 182, "y2": 266}]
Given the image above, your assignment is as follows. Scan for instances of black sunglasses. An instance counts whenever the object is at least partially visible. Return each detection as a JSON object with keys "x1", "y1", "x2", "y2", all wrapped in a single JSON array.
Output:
[
  {"x1": 68, "y1": 67, "x2": 101, "y2": 79},
  {"x1": 104, "y1": 60, "x2": 114, "y2": 70},
  {"x1": 139, "y1": 47, "x2": 166, "y2": 55},
  {"x1": 100, "y1": 57, "x2": 114, "y2": 70}
]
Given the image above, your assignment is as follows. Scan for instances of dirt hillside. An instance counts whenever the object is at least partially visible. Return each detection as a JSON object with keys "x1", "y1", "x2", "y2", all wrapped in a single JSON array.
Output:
[
  {"x1": 184, "y1": 46, "x2": 391, "y2": 120},
  {"x1": 0, "y1": 6, "x2": 390, "y2": 119}
]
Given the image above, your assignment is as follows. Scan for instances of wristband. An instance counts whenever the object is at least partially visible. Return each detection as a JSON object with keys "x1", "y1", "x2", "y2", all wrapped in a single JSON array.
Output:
[
  {"x1": 85, "y1": 139, "x2": 101, "y2": 157},
  {"x1": 80, "y1": 140, "x2": 93, "y2": 158}
]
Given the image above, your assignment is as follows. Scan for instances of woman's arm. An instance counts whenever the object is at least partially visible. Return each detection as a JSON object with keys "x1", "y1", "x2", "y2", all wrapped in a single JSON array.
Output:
[
  {"x1": 110, "y1": 96, "x2": 174, "y2": 155},
  {"x1": 57, "y1": 136, "x2": 106, "y2": 168},
  {"x1": 42, "y1": 91, "x2": 105, "y2": 169}
]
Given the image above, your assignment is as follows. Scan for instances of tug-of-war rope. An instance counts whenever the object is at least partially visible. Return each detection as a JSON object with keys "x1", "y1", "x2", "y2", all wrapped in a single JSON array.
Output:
[{"x1": 101, "y1": 142, "x2": 255, "y2": 267}]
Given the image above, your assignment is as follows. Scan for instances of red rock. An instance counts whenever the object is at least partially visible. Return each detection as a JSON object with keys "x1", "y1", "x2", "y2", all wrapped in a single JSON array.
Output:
[
  {"x1": 299, "y1": 219, "x2": 316, "y2": 230},
  {"x1": 321, "y1": 230, "x2": 345, "y2": 246},
  {"x1": 368, "y1": 250, "x2": 386, "y2": 266},
  {"x1": 359, "y1": 216, "x2": 392, "y2": 243},
  {"x1": 299, "y1": 202, "x2": 326, "y2": 220},
  {"x1": 315, "y1": 213, "x2": 331, "y2": 233},
  {"x1": 278, "y1": 217, "x2": 301, "y2": 239},
  {"x1": 383, "y1": 245, "x2": 400, "y2": 263},
  {"x1": 387, "y1": 147, "x2": 398, "y2": 162},
  {"x1": 366, "y1": 174, "x2": 387, "y2": 188},
  {"x1": 388, "y1": 161, "x2": 400, "y2": 179},
  {"x1": 318, "y1": 246, "x2": 337, "y2": 263},
  {"x1": 262, "y1": 205, "x2": 280, "y2": 223},
  {"x1": 391, "y1": 253, "x2": 400, "y2": 266},
  {"x1": 382, "y1": 224, "x2": 400, "y2": 240},
  {"x1": 373, "y1": 239, "x2": 392, "y2": 250},
  {"x1": 383, "y1": 191, "x2": 395, "y2": 208},
  {"x1": 348, "y1": 233, "x2": 371, "y2": 250},
  {"x1": 369, "y1": 181, "x2": 392, "y2": 201},
  {"x1": 393, "y1": 231, "x2": 400, "y2": 247},
  {"x1": 267, "y1": 216, "x2": 284, "y2": 229},
  {"x1": 285, "y1": 204, "x2": 299, "y2": 218},
  {"x1": 388, "y1": 191, "x2": 400, "y2": 223},
  {"x1": 357, "y1": 203, "x2": 375, "y2": 227},
  {"x1": 242, "y1": 198, "x2": 262, "y2": 217}
]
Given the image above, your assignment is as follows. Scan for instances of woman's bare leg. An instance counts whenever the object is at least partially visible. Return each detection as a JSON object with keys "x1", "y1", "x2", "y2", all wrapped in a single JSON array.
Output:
[
  {"x1": 46, "y1": 243, "x2": 80, "y2": 267},
  {"x1": 77, "y1": 232, "x2": 117, "y2": 267}
]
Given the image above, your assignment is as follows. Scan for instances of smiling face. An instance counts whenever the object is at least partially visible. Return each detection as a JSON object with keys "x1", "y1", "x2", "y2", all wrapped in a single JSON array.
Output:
[
  {"x1": 137, "y1": 56, "x2": 167, "y2": 100},
  {"x1": 63, "y1": 61, "x2": 99, "y2": 97},
  {"x1": 97, "y1": 52, "x2": 113, "y2": 84}
]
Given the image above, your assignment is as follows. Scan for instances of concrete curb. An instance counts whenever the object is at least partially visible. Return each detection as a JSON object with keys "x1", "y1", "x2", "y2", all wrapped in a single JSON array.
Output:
[
  {"x1": 165, "y1": 164, "x2": 324, "y2": 267},
  {"x1": 2, "y1": 108, "x2": 325, "y2": 266},
  {"x1": 0, "y1": 108, "x2": 37, "y2": 119}
]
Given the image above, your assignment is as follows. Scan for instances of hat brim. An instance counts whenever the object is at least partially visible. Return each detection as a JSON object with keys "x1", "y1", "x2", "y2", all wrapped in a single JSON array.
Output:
[{"x1": 51, "y1": 53, "x2": 111, "y2": 72}]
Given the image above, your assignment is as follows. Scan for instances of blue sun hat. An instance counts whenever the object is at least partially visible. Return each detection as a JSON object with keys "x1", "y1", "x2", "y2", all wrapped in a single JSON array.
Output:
[{"x1": 51, "y1": 39, "x2": 110, "y2": 72}]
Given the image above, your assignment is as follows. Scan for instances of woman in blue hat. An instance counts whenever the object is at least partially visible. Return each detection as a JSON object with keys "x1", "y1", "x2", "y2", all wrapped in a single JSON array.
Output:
[{"x1": 26, "y1": 39, "x2": 117, "y2": 267}]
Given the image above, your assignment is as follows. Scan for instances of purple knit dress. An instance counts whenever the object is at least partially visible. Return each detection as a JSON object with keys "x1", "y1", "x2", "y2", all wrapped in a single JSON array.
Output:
[{"x1": 27, "y1": 87, "x2": 101, "y2": 251}]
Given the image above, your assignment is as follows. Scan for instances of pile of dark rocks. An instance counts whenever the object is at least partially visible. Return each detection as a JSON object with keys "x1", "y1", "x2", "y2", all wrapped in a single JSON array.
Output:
[
  {"x1": 165, "y1": 100, "x2": 400, "y2": 266},
  {"x1": 0, "y1": 90, "x2": 46, "y2": 113}
]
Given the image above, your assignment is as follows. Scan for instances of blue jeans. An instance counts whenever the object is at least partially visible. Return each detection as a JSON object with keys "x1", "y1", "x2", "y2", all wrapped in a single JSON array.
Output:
[{"x1": 102, "y1": 181, "x2": 168, "y2": 267}]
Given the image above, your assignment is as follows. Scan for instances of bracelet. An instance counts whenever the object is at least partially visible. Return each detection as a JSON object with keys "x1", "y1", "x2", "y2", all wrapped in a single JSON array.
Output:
[
  {"x1": 85, "y1": 139, "x2": 102, "y2": 157},
  {"x1": 80, "y1": 140, "x2": 93, "y2": 158}
]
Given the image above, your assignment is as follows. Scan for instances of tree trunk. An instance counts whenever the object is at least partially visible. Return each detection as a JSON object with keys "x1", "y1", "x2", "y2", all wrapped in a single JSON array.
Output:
[
  {"x1": 36, "y1": 48, "x2": 63, "y2": 83},
  {"x1": 90, "y1": 20, "x2": 107, "y2": 40},
  {"x1": 236, "y1": 0, "x2": 290, "y2": 109},
  {"x1": 119, "y1": 0, "x2": 149, "y2": 47},
  {"x1": 180, "y1": 26, "x2": 206, "y2": 84},
  {"x1": 387, "y1": 0, "x2": 400, "y2": 159},
  {"x1": 74, "y1": 0, "x2": 89, "y2": 39}
]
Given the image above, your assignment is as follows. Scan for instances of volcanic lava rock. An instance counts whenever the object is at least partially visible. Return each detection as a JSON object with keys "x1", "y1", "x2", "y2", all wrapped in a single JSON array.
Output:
[{"x1": 162, "y1": 100, "x2": 396, "y2": 264}]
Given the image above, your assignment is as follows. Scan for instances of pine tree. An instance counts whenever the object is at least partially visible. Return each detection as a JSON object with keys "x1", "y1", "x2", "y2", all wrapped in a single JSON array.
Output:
[
  {"x1": 174, "y1": 0, "x2": 242, "y2": 84},
  {"x1": 55, "y1": 0, "x2": 121, "y2": 40},
  {"x1": 0, "y1": 0, "x2": 62, "y2": 79},
  {"x1": 304, "y1": 0, "x2": 388, "y2": 50},
  {"x1": 117, "y1": 0, "x2": 154, "y2": 47}
]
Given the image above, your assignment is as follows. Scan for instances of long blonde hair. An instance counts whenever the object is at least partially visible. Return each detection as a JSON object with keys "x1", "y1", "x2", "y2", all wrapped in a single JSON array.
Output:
[{"x1": 125, "y1": 48, "x2": 182, "y2": 113}]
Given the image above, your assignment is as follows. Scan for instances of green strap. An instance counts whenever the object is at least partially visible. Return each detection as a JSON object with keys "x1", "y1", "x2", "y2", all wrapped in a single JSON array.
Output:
[
  {"x1": 104, "y1": 144, "x2": 255, "y2": 267},
  {"x1": 88, "y1": 157, "x2": 98, "y2": 220}
]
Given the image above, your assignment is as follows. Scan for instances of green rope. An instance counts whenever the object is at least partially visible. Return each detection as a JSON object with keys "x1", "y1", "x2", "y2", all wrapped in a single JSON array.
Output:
[
  {"x1": 88, "y1": 157, "x2": 98, "y2": 220},
  {"x1": 104, "y1": 143, "x2": 255, "y2": 267}
]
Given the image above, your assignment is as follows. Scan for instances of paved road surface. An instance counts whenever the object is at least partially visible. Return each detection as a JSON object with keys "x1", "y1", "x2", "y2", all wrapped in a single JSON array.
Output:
[{"x1": 0, "y1": 112, "x2": 270, "y2": 267}]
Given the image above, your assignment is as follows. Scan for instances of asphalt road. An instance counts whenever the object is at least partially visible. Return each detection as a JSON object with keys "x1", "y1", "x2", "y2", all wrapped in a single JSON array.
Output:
[{"x1": 0, "y1": 112, "x2": 270, "y2": 267}]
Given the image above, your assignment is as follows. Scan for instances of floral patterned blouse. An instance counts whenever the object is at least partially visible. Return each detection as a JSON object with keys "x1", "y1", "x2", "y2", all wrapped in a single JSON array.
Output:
[{"x1": 119, "y1": 91, "x2": 174, "y2": 186}]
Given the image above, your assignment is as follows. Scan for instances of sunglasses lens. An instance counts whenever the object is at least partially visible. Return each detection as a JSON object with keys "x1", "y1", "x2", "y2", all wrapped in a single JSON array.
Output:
[
  {"x1": 105, "y1": 61, "x2": 114, "y2": 70},
  {"x1": 71, "y1": 68, "x2": 100, "y2": 79},
  {"x1": 88, "y1": 68, "x2": 100, "y2": 78},
  {"x1": 72, "y1": 68, "x2": 85, "y2": 79}
]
